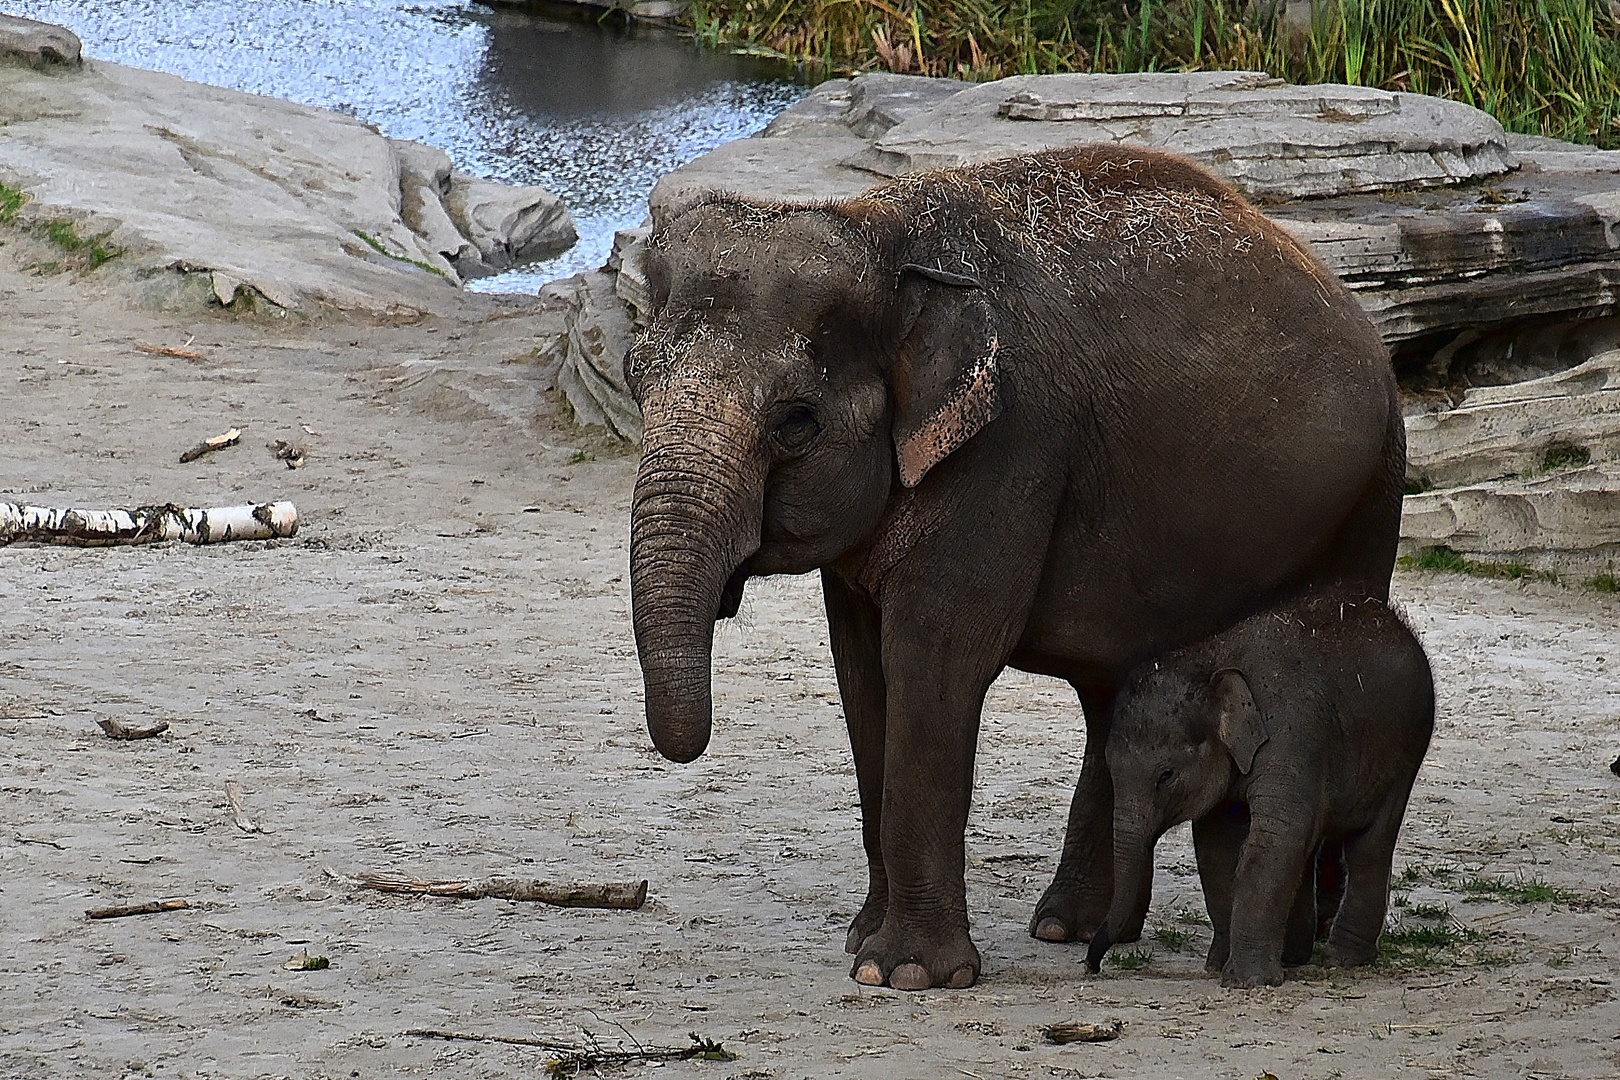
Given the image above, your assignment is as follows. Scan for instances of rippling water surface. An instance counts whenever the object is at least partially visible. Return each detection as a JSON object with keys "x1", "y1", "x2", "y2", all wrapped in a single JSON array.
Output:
[{"x1": 8, "y1": 0, "x2": 809, "y2": 289}]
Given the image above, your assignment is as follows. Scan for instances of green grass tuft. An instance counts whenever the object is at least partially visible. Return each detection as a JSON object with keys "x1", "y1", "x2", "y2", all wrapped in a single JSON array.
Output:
[
  {"x1": 1406, "y1": 902, "x2": 1452, "y2": 920},
  {"x1": 1106, "y1": 946, "x2": 1154, "y2": 970},
  {"x1": 1460, "y1": 874, "x2": 1582, "y2": 904},
  {"x1": 688, "y1": 0, "x2": 1620, "y2": 148},
  {"x1": 1588, "y1": 569, "x2": 1620, "y2": 593},
  {"x1": 0, "y1": 181, "x2": 26, "y2": 223},
  {"x1": 1152, "y1": 923, "x2": 1193, "y2": 952},
  {"x1": 46, "y1": 220, "x2": 83, "y2": 250},
  {"x1": 1399, "y1": 545, "x2": 1560, "y2": 584}
]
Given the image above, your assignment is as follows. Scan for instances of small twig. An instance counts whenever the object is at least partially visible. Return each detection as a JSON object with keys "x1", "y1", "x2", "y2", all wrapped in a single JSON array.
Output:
[
  {"x1": 405, "y1": 1029, "x2": 735, "y2": 1075},
  {"x1": 15, "y1": 835, "x2": 65, "y2": 849},
  {"x1": 327, "y1": 867, "x2": 646, "y2": 909},
  {"x1": 136, "y1": 341, "x2": 203, "y2": 359},
  {"x1": 1044, "y1": 1019, "x2": 1124, "y2": 1044},
  {"x1": 86, "y1": 899, "x2": 190, "y2": 920},
  {"x1": 179, "y1": 427, "x2": 242, "y2": 463},
  {"x1": 224, "y1": 780, "x2": 261, "y2": 833},
  {"x1": 406, "y1": 1029, "x2": 578, "y2": 1052},
  {"x1": 96, "y1": 716, "x2": 169, "y2": 740}
]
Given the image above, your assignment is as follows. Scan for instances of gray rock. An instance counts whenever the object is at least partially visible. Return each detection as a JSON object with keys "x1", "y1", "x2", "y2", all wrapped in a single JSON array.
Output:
[
  {"x1": 649, "y1": 137, "x2": 882, "y2": 226},
  {"x1": 446, "y1": 172, "x2": 576, "y2": 271},
  {"x1": 390, "y1": 139, "x2": 471, "y2": 283},
  {"x1": 1399, "y1": 465, "x2": 1620, "y2": 574},
  {"x1": 0, "y1": 14, "x2": 81, "y2": 70},
  {"x1": 1407, "y1": 354, "x2": 1620, "y2": 489},
  {"x1": 547, "y1": 270, "x2": 642, "y2": 443},
  {"x1": 850, "y1": 72, "x2": 1514, "y2": 200},
  {"x1": 758, "y1": 79, "x2": 857, "y2": 139},
  {"x1": 843, "y1": 73, "x2": 969, "y2": 139}
]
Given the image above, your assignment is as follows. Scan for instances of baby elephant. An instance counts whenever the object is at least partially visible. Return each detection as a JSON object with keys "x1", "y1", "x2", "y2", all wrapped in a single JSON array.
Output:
[{"x1": 1085, "y1": 593, "x2": 1434, "y2": 988}]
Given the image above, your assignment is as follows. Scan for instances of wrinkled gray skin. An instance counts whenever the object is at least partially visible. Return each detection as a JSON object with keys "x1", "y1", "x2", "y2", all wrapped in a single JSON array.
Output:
[
  {"x1": 1085, "y1": 593, "x2": 1435, "y2": 988},
  {"x1": 626, "y1": 146, "x2": 1405, "y2": 990}
]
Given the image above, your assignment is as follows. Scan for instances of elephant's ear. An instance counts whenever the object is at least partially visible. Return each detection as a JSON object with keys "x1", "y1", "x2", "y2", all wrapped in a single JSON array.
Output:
[
  {"x1": 1210, "y1": 669, "x2": 1268, "y2": 775},
  {"x1": 890, "y1": 263, "x2": 1003, "y2": 489}
]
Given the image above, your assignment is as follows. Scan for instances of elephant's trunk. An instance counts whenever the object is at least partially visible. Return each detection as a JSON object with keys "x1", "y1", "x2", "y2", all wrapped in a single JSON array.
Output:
[
  {"x1": 630, "y1": 389, "x2": 763, "y2": 763},
  {"x1": 1085, "y1": 822, "x2": 1157, "y2": 973}
]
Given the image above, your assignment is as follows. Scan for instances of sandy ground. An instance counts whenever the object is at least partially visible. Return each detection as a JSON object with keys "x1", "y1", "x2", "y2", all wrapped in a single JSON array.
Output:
[{"x1": 2, "y1": 244, "x2": 1619, "y2": 1080}]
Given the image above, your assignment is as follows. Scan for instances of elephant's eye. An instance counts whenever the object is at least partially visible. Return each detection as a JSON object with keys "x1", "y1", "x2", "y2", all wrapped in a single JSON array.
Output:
[
  {"x1": 773, "y1": 405, "x2": 821, "y2": 454},
  {"x1": 1156, "y1": 769, "x2": 1175, "y2": 788}
]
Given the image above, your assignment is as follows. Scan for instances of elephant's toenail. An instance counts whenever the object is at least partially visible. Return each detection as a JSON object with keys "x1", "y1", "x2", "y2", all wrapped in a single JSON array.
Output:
[
  {"x1": 889, "y1": 963, "x2": 931, "y2": 991},
  {"x1": 853, "y1": 962, "x2": 884, "y2": 986},
  {"x1": 1034, "y1": 917, "x2": 1069, "y2": 942},
  {"x1": 946, "y1": 966, "x2": 975, "y2": 989}
]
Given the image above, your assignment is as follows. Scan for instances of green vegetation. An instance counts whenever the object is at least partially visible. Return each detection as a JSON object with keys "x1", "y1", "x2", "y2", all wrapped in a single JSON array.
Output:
[
  {"x1": 0, "y1": 181, "x2": 26, "y2": 223},
  {"x1": 1152, "y1": 923, "x2": 1194, "y2": 951},
  {"x1": 1399, "y1": 544, "x2": 1560, "y2": 584},
  {"x1": 690, "y1": 0, "x2": 1620, "y2": 147},
  {"x1": 353, "y1": 228, "x2": 446, "y2": 277},
  {"x1": 1541, "y1": 441, "x2": 1592, "y2": 472},
  {"x1": 1588, "y1": 567, "x2": 1619, "y2": 593},
  {"x1": 1406, "y1": 901, "x2": 1452, "y2": 920},
  {"x1": 1460, "y1": 873, "x2": 1582, "y2": 904},
  {"x1": 42, "y1": 218, "x2": 123, "y2": 269},
  {"x1": 1402, "y1": 476, "x2": 1432, "y2": 496},
  {"x1": 1106, "y1": 945, "x2": 1155, "y2": 970}
]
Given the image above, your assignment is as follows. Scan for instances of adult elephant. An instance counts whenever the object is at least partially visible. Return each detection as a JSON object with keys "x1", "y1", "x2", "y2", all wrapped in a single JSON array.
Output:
[{"x1": 625, "y1": 145, "x2": 1403, "y2": 991}]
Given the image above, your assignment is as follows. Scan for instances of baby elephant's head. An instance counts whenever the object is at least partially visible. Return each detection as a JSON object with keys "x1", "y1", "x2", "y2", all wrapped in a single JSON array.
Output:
[{"x1": 1085, "y1": 664, "x2": 1271, "y2": 972}]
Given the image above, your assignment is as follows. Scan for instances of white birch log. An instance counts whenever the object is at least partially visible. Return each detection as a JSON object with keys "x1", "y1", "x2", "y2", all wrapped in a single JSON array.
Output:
[{"x1": 0, "y1": 501, "x2": 298, "y2": 546}]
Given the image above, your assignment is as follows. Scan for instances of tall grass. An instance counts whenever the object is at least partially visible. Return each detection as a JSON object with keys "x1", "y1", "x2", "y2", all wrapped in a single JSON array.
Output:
[{"x1": 688, "y1": 0, "x2": 1620, "y2": 146}]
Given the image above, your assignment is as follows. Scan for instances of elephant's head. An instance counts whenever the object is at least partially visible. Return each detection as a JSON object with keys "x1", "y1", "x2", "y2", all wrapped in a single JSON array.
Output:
[
  {"x1": 625, "y1": 196, "x2": 1005, "y2": 763},
  {"x1": 1085, "y1": 665, "x2": 1269, "y2": 971}
]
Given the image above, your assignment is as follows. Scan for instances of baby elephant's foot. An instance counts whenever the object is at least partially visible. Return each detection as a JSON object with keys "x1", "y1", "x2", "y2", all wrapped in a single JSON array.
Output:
[
  {"x1": 1029, "y1": 878, "x2": 1112, "y2": 943},
  {"x1": 1322, "y1": 938, "x2": 1378, "y2": 969},
  {"x1": 844, "y1": 894, "x2": 887, "y2": 955},
  {"x1": 1205, "y1": 936, "x2": 1230, "y2": 975},
  {"x1": 1221, "y1": 957, "x2": 1284, "y2": 989},
  {"x1": 852, "y1": 921, "x2": 981, "y2": 991}
]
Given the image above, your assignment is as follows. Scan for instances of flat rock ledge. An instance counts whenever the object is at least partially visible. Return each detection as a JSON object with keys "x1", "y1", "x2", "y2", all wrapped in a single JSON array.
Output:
[
  {"x1": 548, "y1": 71, "x2": 1620, "y2": 570},
  {"x1": 0, "y1": 32, "x2": 574, "y2": 318}
]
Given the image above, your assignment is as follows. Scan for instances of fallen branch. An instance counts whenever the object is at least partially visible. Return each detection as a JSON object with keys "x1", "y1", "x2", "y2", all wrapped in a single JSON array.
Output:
[
  {"x1": 327, "y1": 868, "x2": 647, "y2": 909},
  {"x1": 179, "y1": 427, "x2": 242, "y2": 463},
  {"x1": 86, "y1": 899, "x2": 190, "y2": 920},
  {"x1": 1044, "y1": 1019, "x2": 1124, "y2": 1044},
  {"x1": 405, "y1": 1029, "x2": 735, "y2": 1076},
  {"x1": 1, "y1": 501, "x2": 297, "y2": 546},
  {"x1": 96, "y1": 716, "x2": 169, "y2": 740},
  {"x1": 136, "y1": 341, "x2": 202, "y2": 359},
  {"x1": 224, "y1": 780, "x2": 261, "y2": 833}
]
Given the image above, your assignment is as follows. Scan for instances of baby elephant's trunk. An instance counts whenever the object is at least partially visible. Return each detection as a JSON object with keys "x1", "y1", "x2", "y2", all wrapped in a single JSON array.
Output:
[{"x1": 1084, "y1": 926, "x2": 1114, "y2": 974}]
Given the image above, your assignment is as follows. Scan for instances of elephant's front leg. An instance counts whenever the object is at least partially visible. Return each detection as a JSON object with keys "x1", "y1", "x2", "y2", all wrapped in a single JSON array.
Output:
[
  {"x1": 822, "y1": 569, "x2": 889, "y2": 955},
  {"x1": 1031, "y1": 684, "x2": 1117, "y2": 943}
]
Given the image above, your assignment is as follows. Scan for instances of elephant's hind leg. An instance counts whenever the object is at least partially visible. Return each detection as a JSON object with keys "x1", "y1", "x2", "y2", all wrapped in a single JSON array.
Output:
[{"x1": 1031, "y1": 683, "x2": 1117, "y2": 943}]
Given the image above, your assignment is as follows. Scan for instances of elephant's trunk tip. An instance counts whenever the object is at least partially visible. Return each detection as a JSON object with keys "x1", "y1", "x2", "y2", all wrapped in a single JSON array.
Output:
[
  {"x1": 1085, "y1": 926, "x2": 1113, "y2": 975},
  {"x1": 648, "y1": 719, "x2": 711, "y2": 764}
]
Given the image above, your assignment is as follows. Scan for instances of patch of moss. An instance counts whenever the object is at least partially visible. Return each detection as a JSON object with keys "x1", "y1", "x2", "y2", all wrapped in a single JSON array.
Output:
[
  {"x1": 0, "y1": 181, "x2": 26, "y2": 223},
  {"x1": 1403, "y1": 476, "x2": 1433, "y2": 496},
  {"x1": 353, "y1": 229, "x2": 446, "y2": 278},
  {"x1": 1588, "y1": 570, "x2": 1619, "y2": 593},
  {"x1": 1541, "y1": 441, "x2": 1592, "y2": 472}
]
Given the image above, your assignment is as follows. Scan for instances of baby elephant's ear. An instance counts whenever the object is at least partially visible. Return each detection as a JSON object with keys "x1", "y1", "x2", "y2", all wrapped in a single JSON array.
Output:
[
  {"x1": 890, "y1": 263, "x2": 1003, "y2": 488},
  {"x1": 1210, "y1": 669, "x2": 1268, "y2": 775}
]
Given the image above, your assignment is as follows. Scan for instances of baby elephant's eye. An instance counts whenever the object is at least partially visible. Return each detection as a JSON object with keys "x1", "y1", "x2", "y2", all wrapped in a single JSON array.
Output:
[
  {"x1": 774, "y1": 405, "x2": 821, "y2": 453},
  {"x1": 1156, "y1": 769, "x2": 1175, "y2": 788}
]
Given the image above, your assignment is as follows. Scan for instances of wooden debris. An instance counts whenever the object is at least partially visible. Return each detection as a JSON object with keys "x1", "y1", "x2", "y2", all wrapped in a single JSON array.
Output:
[
  {"x1": 86, "y1": 899, "x2": 190, "y2": 920},
  {"x1": 224, "y1": 780, "x2": 261, "y2": 833},
  {"x1": 135, "y1": 341, "x2": 203, "y2": 359},
  {"x1": 405, "y1": 1029, "x2": 735, "y2": 1075},
  {"x1": 327, "y1": 868, "x2": 647, "y2": 909},
  {"x1": 179, "y1": 427, "x2": 242, "y2": 463},
  {"x1": 0, "y1": 501, "x2": 298, "y2": 546},
  {"x1": 267, "y1": 439, "x2": 305, "y2": 468},
  {"x1": 1044, "y1": 1019, "x2": 1124, "y2": 1044},
  {"x1": 1611, "y1": 754, "x2": 1619, "y2": 777},
  {"x1": 95, "y1": 716, "x2": 169, "y2": 740}
]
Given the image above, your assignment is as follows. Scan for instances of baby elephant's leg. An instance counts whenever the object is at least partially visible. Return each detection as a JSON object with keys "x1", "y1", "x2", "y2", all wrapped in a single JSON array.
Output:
[
  {"x1": 1325, "y1": 780, "x2": 1417, "y2": 967},
  {"x1": 1282, "y1": 847, "x2": 1319, "y2": 966},
  {"x1": 1193, "y1": 803, "x2": 1247, "y2": 973},
  {"x1": 1222, "y1": 804, "x2": 1318, "y2": 989}
]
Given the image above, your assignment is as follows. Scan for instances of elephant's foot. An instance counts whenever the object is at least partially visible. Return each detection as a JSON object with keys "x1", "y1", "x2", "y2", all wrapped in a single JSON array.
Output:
[
  {"x1": 1220, "y1": 956, "x2": 1284, "y2": 989},
  {"x1": 844, "y1": 892, "x2": 887, "y2": 955},
  {"x1": 1321, "y1": 937, "x2": 1377, "y2": 969},
  {"x1": 850, "y1": 919, "x2": 980, "y2": 991},
  {"x1": 1030, "y1": 875, "x2": 1113, "y2": 943},
  {"x1": 1204, "y1": 935, "x2": 1230, "y2": 974}
]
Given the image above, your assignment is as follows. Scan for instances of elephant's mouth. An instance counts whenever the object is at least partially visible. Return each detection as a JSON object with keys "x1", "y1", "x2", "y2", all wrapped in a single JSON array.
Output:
[{"x1": 716, "y1": 565, "x2": 748, "y2": 621}]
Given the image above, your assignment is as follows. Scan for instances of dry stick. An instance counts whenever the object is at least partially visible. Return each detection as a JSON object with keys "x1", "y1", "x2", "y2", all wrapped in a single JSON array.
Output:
[
  {"x1": 96, "y1": 716, "x2": 169, "y2": 740},
  {"x1": 405, "y1": 1029, "x2": 733, "y2": 1070},
  {"x1": 135, "y1": 342, "x2": 203, "y2": 359},
  {"x1": 1044, "y1": 1019, "x2": 1124, "y2": 1044},
  {"x1": 86, "y1": 899, "x2": 190, "y2": 920},
  {"x1": 0, "y1": 501, "x2": 298, "y2": 546},
  {"x1": 329, "y1": 868, "x2": 647, "y2": 909},
  {"x1": 224, "y1": 780, "x2": 261, "y2": 833},
  {"x1": 179, "y1": 427, "x2": 242, "y2": 463}
]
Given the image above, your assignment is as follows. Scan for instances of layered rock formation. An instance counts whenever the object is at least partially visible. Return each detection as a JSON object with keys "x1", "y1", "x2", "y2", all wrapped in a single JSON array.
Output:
[
  {"x1": 549, "y1": 70, "x2": 1620, "y2": 570},
  {"x1": 0, "y1": 18, "x2": 574, "y2": 317}
]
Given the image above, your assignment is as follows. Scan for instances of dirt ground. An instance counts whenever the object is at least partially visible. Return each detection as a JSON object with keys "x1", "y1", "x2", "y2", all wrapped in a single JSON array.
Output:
[{"x1": 3, "y1": 245, "x2": 1619, "y2": 1080}]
